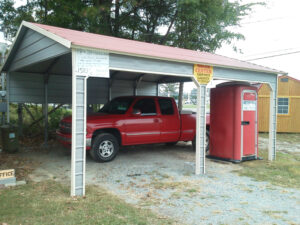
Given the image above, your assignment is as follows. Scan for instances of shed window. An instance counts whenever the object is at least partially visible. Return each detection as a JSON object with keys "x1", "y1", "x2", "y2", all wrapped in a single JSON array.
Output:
[
  {"x1": 278, "y1": 98, "x2": 289, "y2": 114},
  {"x1": 280, "y1": 78, "x2": 288, "y2": 82}
]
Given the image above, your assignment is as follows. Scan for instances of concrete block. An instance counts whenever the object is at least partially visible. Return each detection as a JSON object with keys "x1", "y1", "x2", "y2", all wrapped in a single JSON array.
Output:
[
  {"x1": 0, "y1": 177, "x2": 16, "y2": 185},
  {"x1": 183, "y1": 162, "x2": 195, "y2": 174},
  {"x1": 5, "y1": 182, "x2": 16, "y2": 187},
  {"x1": 16, "y1": 180, "x2": 27, "y2": 186}
]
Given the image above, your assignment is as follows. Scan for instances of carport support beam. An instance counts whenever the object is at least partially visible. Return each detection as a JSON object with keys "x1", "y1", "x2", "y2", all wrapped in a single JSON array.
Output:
[
  {"x1": 44, "y1": 78, "x2": 49, "y2": 146},
  {"x1": 192, "y1": 79, "x2": 207, "y2": 175},
  {"x1": 178, "y1": 82, "x2": 184, "y2": 111},
  {"x1": 268, "y1": 83, "x2": 277, "y2": 161},
  {"x1": 71, "y1": 49, "x2": 87, "y2": 196}
]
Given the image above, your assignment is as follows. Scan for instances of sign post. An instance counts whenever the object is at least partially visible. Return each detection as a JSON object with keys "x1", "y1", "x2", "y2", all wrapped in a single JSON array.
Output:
[{"x1": 193, "y1": 64, "x2": 213, "y2": 175}]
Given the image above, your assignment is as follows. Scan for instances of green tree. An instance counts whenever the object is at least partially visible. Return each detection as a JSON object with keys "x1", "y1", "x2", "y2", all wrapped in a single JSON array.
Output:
[
  {"x1": 159, "y1": 83, "x2": 179, "y2": 99},
  {"x1": 190, "y1": 88, "x2": 197, "y2": 104},
  {"x1": 0, "y1": 0, "x2": 262, "y2": 53},
  {"x1": 0, "y1": 0, "x2": 35, "y2": 40}
]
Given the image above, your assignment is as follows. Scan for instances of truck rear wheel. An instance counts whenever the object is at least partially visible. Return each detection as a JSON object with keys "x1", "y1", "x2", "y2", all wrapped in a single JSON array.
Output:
[
  {"x1": 90, "y1": 133, "x2": 119, "y2": 162},
  {"x1": 192, "y1": 130, "x2": 210, "y2": 153}
]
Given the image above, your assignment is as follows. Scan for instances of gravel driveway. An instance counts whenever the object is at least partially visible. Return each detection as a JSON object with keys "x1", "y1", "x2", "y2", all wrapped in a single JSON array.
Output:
[{"x1": 23, "y1": 140, "x2": 300, "y2": 225}]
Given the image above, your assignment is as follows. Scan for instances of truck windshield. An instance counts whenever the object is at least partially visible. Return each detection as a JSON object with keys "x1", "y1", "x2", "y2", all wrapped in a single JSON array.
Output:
[{"x1": 99, "y1": 97, "x2": 134, "y2": 114}]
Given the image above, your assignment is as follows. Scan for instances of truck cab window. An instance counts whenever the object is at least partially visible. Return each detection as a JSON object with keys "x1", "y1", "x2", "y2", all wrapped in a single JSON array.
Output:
[
  {"x1": 99, "y1": 97, "x2": 134, "y2": 114},
  {"x1": 133, "y1": 98, "x2": 157, "y2": 115},
  {"x1": 158, "y1": 99, "x2": 174, "y2": 115}
]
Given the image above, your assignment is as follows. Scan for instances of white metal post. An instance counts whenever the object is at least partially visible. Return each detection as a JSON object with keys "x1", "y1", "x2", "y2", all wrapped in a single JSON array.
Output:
[
  {"x1": 178, "y1": 82, "x2": 184, "y2": 111},
  {"x1": 71, "y1": 49, "x2": 87, "y2": 196},
  {"x1": 195, "y1": 84, "x2": 207, "y2": 174},
  {"x1": 268, "y1": 82, "x2": 277, "y2": 161}
]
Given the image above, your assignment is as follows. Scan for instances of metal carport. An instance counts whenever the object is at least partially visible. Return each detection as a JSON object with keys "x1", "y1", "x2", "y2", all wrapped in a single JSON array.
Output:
[{"x1": 0, "y1": 21, "x2": 283, "y2": 196}]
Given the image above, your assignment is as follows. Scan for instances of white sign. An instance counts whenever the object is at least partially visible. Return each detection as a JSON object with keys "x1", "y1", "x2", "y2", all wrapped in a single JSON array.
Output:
[
  {"x1": 243, "y1": 100, "x2": 256, "y2": 111},
  {"x1": 0, "y1": 169, "x2": 15, "y2": 179},
  {"x1": 74, "y1": 49, "x2": 109, "y2": 78}
]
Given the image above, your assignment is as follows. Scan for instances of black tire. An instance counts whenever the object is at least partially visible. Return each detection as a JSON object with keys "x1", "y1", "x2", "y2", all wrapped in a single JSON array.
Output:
[
  {"x1": 90, "y1": 133, "x2": 119, "y2": 162},
  {"x1": 165, "y1": 142, "x2": 178, "y2": 146},
  {"x1": 206, "y1": 130, "x2": 210, "y2": 153},
  {"x1": 192, "y1": 130, "x2": 210, "y2": 153}
]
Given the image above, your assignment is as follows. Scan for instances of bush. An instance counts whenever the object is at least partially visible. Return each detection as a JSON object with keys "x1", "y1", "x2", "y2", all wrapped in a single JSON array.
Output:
[{"x1": 8, "y1": 103, "x2": 71, "y2": 138}]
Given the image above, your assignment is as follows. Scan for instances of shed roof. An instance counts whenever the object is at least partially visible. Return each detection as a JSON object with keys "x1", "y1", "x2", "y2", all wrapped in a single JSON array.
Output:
[{"x1": 2, "y1": 21, "x2": 285, "y2": 75}]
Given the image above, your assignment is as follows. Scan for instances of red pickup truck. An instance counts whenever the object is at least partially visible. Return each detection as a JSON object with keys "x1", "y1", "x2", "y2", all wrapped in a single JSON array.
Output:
[{"x1": 57, "y1": 96, "x2": 210, "y2": 162}]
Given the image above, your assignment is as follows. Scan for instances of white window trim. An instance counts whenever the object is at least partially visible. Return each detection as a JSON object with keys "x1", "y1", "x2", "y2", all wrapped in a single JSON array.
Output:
[{"x1": 277, "y1": 97, "x2": 289, "y2": 115}]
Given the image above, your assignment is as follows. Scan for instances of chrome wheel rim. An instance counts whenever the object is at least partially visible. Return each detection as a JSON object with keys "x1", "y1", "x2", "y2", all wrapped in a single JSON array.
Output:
[{"x1": 99, "y1": 140, "x2": 114, "y2": 158}]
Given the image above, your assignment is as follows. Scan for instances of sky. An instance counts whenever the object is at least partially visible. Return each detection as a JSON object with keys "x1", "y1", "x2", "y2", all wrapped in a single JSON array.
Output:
[
  {"x1": 188, "y1": 0, "x2": 300, "y2": 91},
  {"x1": 1, "y1": 0, "x2": 300, "y2": 91},
  {"x1": 217, "y1": 0, "x2": 300, "y2": 79}
]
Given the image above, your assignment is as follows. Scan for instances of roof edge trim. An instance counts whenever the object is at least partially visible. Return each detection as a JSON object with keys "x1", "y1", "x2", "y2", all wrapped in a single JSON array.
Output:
[
  {"x1": 23, "y1": 21, "x2": 71, "y2": 48},
  {"x1": 0, "y1": 21, "x2": 26, "y2": 72},
  {"x1": 71, "y1": 44, "x2": 284, "y2": 76}
]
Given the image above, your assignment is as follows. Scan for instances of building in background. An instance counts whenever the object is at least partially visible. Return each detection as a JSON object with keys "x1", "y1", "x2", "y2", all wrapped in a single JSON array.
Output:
[{"x1": 258, "y1": 75, "x2": 300, "y2": 133}]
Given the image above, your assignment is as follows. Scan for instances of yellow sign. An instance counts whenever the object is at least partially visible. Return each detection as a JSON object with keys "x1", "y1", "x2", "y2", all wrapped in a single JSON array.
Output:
[
  {"x1": 0, "y1": 169, "x2": 15, "y2": 179},
  {"x1": 193, "y1": 64, "x2": 213, "y2": 84}
]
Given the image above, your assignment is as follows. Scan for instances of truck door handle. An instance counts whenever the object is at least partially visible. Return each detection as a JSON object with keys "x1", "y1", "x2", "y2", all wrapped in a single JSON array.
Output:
[
  {"x1": 154, "y1": 118, "x2": 159, "y2": 123},
  {"x1": 241, "y1": 121, "x2": 250, "y2": 125}
]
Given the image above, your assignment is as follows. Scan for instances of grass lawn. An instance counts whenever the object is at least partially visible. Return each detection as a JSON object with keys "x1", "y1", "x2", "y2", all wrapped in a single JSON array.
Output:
[
  {"x1": 182, "y1": 104, "x2": 196, "y2": 109},
  {"x1": 0, "y1": 181, "x2": 174, "y2": 225},
  {"x1": 259, "y1": 132, "x2": 300, "y2": 144},
  {"x1": 236, "y1": 149, "x2": 300, "y2": 189}
]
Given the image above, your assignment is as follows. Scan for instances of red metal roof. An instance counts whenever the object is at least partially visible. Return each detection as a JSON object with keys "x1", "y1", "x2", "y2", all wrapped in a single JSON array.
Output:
[{"x1": 30, "y1": 22, "x2": 283, "y2": 74}]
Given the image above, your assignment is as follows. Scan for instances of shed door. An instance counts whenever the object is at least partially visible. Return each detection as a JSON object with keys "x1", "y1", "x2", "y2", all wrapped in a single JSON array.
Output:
[{"x1": 241, "y1": 91, "x2": 257, "y2": 157}]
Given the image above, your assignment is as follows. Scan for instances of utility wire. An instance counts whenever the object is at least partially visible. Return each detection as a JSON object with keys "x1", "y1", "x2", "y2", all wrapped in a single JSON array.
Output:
[
  {"x1": 241, "y1": 17, "x2": 286, "y2": 25},
  {"x1": 246, "y1": 51, "x2": 300, "y2": 61},
  {"x1": 244, "y1": 47, "x2": 300, "y2": 58}
]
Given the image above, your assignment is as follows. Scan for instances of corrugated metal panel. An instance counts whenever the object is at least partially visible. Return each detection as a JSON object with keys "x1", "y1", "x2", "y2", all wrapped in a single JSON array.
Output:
[
  {"x1": 214, "y1": 67, "x2": 278, "y2": 90},
  {"x1": 87, "y1": 77, "x2": 108, "y2": 104},
  {"x1": 111, "y1": 80, "x2": 134, "y2": 98},
  {"x1": 9, "y1": 72, "x2": 44, "y2": 103},
  {"x1": 48, "y1": 75, "x2": 72, "y2": 103},
  {"x1": 110, "y1": 54, "x2": 193, "y2": 76},
  {"x1": 29, "y1": 22, "x2": 283, "y2": 74},
  {"x1": 9, "y1": 72, "x2": 109, "y2": 104},
  {"x1": 9, "y1": 72, "x2": 156, "y2": 104},
  {"x1": 110, "y1": 80, "x2": 157, "y2": 99},
  {"x1": 9, "y1": 28, "x2": 70, "y2": 71},
  {"x1": 137, "y1": 81, "x2": 157, "y2": 96}
]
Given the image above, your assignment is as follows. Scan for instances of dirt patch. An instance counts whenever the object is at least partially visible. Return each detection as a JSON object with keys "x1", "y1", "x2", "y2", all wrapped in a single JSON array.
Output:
[
  {"x1": 0, "y1": 152, "x2": 39, "y2": 180},
  {"x1": 259, "y1": 133, "x2": 300, "y2": 154}
]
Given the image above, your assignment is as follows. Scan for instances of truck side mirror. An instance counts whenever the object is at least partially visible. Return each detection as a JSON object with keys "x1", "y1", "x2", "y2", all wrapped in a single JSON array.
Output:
[{"x1": 132, "y1": 108, "x2": 142, "y2": 116}]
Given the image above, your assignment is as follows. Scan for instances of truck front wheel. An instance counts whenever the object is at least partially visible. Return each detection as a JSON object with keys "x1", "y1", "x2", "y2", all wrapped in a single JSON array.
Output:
[{"x1": 90, "y1": 133, "x2": 119, "y2": 162}]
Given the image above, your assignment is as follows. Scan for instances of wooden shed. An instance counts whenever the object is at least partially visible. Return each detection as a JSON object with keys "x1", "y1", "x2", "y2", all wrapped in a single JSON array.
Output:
[{"x1": 258, "y1": 75, "x2": 300, "y2": 132}]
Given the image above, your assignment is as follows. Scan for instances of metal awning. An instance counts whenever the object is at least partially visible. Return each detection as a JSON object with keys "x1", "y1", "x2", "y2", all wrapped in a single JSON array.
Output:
[{"x1": 0, "y1": 21, "x2": 281, "y2": 197}]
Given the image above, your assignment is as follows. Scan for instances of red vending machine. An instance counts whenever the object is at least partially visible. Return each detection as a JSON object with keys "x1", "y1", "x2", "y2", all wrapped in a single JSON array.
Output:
[{"x1": 209, "y1": 82, "x2": 258, "y2": 162}]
